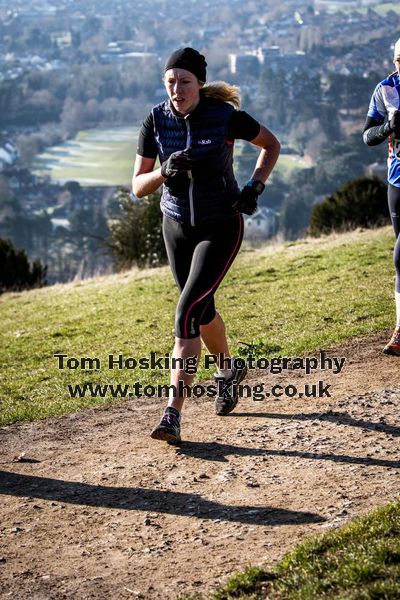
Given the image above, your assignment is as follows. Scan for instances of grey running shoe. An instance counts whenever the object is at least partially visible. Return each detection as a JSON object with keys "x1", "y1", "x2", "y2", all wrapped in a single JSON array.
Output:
[
  {"x1": 214, "y1": 362, "x2": 248, "y2": 416},
  {"x1": 150, "y1": 406, "x2": 181, "y2": 444}
]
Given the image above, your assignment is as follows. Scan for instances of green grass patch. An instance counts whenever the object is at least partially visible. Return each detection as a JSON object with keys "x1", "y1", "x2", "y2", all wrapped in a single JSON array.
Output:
[
  {"x1": 0, "y1": 226, "x2": 396, "y2": 425},
  {"x1": 32, "y1": 127, "x2": 308, "y2": 188},
  {"x1": 201, "y1": 499, "x2": 400, "y2": 599},
  {"x1": 235, "y1": 144, "x2": 309, "y2": 182},
  {"x1": 273, "y1": 154, "x2": 310, "y2": 181},
  {"x1": 32, "y1": 127, "x2": 138, "y2": 186},
  {"x1": 373, "y1": 2, "x2": 400, "y2": 15}
]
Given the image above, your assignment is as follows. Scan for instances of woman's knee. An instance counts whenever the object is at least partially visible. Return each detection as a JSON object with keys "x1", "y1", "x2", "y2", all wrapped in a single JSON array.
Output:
[
  {"x1": 199, "y1": 302, "x2": 217, "y2": 327},
  {"x1": 175, "y1": 292, "x2": 216, "y2": 338},
  {"x1": 200, "y1": 310, "x2": 224, "y2": 332},
  {"x1": 175, "y1": 305, "x2": 200, "y2": 339}
]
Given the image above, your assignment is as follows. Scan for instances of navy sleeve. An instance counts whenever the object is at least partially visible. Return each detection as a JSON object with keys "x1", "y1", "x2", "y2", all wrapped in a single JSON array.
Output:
[
  {"x1": 363, "y1": 114, "x2": 392, "y2": 146},
  {"x1": 227, "y1": 110, "x2": 261, "y2": 141},
  {"x1": 137, "y1": 112, "x2": 158, "y2": 158}
]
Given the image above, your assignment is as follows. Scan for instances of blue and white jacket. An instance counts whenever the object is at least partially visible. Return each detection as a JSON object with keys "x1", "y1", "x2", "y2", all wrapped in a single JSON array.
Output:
[{"x1": 368, "y1": 72, "x2": 400, "y2": 187}]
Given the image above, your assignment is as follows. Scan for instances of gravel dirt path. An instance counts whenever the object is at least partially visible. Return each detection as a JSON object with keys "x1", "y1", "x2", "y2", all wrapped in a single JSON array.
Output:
[{"x1": 1, "y1": 331, "x2": 399, "y2": 599}]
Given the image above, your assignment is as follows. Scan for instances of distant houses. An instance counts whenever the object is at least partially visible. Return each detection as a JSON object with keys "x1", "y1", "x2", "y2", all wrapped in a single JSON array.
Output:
[{"x1": 243, "y1": 206, "x2": 279, "y2": 241}]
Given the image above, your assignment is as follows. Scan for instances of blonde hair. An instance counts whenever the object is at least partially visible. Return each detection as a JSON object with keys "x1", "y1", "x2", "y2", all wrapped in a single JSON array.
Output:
[{"x1": 199, "y1": 80, "x2": 241, "y2": 109}]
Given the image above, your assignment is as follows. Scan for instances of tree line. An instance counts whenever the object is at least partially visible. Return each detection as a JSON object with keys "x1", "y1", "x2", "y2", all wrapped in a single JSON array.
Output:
[{"x1": 1, "y1": 172, "x2": 390, "y2": 294}]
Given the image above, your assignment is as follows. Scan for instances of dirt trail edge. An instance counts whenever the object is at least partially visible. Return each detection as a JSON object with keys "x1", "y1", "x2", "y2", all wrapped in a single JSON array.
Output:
[{"x1": 1, "y1": 331, "x2": 399, "y2": 599}]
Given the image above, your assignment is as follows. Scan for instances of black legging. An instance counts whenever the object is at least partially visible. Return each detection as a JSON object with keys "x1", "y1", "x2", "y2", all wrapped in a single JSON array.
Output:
[
  {"x1": 388, "y1": 183, "x2": 400, "y2": 293},
  {"x1": 162, "y1": 213, "x2": 244, "y2": 339}
]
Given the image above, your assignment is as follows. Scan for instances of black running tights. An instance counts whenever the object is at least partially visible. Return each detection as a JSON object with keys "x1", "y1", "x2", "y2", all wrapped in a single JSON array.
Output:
[
  {"x1": 388, "y1": 183, "x2": 400, "y2": 293},
  {"x1": 162, "y1": 214, "x2": 244, "y2": 339}
]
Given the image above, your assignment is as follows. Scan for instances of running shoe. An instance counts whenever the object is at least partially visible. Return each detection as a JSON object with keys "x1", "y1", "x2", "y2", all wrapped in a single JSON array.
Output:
[
  {"x1": 383, "y1": 328, "x2": 400, "y2": 356},
  {"x1": 150, "y1": 406, "x2": 181, "y2": 444},
  {"x1": 214, "y1": 361, "x2": 248, "y2": 416}
]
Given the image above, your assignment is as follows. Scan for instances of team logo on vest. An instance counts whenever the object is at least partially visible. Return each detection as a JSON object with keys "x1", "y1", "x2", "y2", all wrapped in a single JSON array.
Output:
[{"x1": 199, "y1": 139, "x2": 212, "y2": 145}]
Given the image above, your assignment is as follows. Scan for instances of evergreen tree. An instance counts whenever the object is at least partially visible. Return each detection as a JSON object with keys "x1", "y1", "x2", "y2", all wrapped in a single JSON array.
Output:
[
  {"x1": 109, "y1": 190, "x2": 167, "y2": 270},
  {"x1": 0, "y1": 238, "x2": 47, "y2": 293},
  {"x1": 309, "y1": 176, "x2": 389, "y2": 236},
  {"x1": 279, "y1": 186, "x2": 314, "y2": 240}
]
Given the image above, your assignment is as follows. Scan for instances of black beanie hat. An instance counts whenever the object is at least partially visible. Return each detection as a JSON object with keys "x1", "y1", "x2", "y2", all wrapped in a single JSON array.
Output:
[{"x1": 164, "y1": 47, "x2": 207, "y2": 82}]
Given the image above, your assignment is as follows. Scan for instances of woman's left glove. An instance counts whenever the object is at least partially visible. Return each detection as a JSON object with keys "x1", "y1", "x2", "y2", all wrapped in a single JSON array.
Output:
[
  {"x1": 161, "y1": 148, "x2": 192, "y2": 178},
  {"x1": 233, "y1": 179, "x2": 265, "y2": 215}
]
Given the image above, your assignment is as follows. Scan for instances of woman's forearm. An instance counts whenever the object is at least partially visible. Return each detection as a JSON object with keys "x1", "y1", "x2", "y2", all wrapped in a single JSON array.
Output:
[
  {"x1": 251, "y1": 141, "x2": 281, "y2": 183},
  {"x1": 132, "y1": 167, "x2": 166, "y2": 198}
]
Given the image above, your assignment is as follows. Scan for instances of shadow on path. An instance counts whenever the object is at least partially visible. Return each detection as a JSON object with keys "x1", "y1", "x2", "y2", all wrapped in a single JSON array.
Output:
[
  {"x1": 175, "y1": 440, "x2": 400, "y2": 468},
  {"x1": 0, "y1": 470, "x2": 324, "y2": 527},
  {"x1": 232, "y1": 410, "x2": 400, "y2": 437}
]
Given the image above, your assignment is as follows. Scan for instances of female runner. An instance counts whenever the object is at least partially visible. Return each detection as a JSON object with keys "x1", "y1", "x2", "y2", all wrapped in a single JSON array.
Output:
[
  {"x1": 132, "y1": 47, "x2": 280, "y2": 443},
  {"x1": 363, "y1": 38, "x2": 400, "y2": 356}
]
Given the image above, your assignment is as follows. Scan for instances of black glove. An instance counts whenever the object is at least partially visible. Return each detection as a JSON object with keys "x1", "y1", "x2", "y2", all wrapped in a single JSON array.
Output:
[
  {"x1": 161, "y1": 148, "x2": 192, "y2": 178},
  {"x1": 390, "y1": 110, "x2": 400, "y2": 137},
  {"x1": 233, "y1": 179, "x2": 265, "y2": 215}
]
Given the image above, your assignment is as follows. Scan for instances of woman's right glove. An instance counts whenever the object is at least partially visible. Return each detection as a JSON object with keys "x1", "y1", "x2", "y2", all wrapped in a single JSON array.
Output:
[
  {"x1": 233, "y1": 179, "x2": 265, "y2": 215},
  {"x1": 161, "y1": 148, "x2": 192, "y2": 178}
]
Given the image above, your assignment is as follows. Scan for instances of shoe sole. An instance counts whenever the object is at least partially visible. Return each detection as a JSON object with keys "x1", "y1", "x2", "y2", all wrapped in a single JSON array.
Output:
[
  {"x1": 215, "y1": 397, "x2": 239, "y2": 416},
  {"x1": 215, "y1": 366, "x2": 248, "y2": 416},
  {"x1": 150, "y1": 427, "x2": 181, "y2": 445},
  {"x1": 383, "y1": 347, "x2": 400, "y2": 356}
]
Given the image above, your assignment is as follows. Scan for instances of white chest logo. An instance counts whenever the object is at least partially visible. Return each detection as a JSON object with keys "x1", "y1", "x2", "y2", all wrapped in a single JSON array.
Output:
[
  {"x1": 198, "y1": 139, "x2": 212, "y2": 145},
  {"x1": 383, "y1": 85, "x2": 400, "y2": 118}
]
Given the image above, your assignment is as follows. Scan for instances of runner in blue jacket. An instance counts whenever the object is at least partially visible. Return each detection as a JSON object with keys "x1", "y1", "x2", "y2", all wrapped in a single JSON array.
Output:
[
  {"x1": 363, "y1": 38, "x2": 400, "y2": 356},
  {"x1": 132, "y1": 47, "x2": 280, "y2": 443}
]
